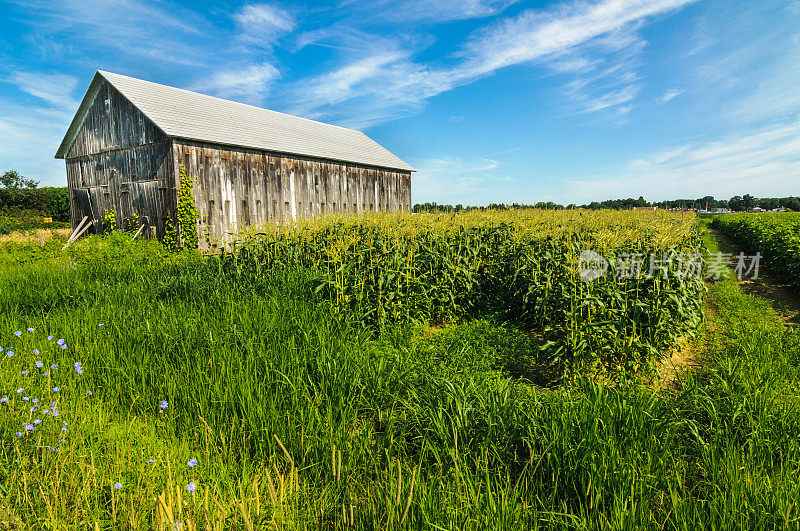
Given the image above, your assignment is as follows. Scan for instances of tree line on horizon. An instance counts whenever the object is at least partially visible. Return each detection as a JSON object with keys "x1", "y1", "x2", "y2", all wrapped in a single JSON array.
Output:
[{"x1": 413, "y1": 194, "x2": 800, "y2": 213}]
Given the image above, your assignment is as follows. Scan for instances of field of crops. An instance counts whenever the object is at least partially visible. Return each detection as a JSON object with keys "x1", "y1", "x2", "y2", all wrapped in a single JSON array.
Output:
[
  {"x1": 232, "y1": 209, "x2": 704, "y2": 373},
  {"x1": 712, "y1": 212, "x2": 800, "y2": 285},
  {"x1": 2, "y1": 211, "x2": 800, "y2": 528}
]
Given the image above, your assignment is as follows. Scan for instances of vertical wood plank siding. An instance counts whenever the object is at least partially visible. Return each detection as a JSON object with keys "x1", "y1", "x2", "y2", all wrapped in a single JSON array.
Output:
[
  {"x1": 64, "y1": 80, "x2": 172, "y2": 237},
  {"x1": 172, "y1": 140, "x2": 412, "y2": 248}
]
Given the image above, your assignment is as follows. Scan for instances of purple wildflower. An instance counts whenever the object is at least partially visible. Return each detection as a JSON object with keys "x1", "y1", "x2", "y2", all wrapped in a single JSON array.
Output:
[
  {"x1": 32, "y1": 398, "x2": 38, "y2": 403},
  {"x1": 61, "y1": 427, "x2": 68, "y2": 432},
  {"x1": 186, "y1": 482, "x2": 196, "y2": 493},
  {"x1": 35, "y1": 361, "x2": 43, "y2": 368},
  {"x1": 16, "y1": 432, "x2": 22, "y2": 437},
  {"x1": 53, "y1": 387, "x2": 59, "y2": 392},
  {"x1": 22, "y1": 397, "x2": 29, "y2": 402},
  {"x1": 16, "y1": 388, "x2": 23, "y2": 394},
  {"x1": 6, "y1": 352, "x2": 13, "y2": 358},
  {"x1": 60, "y1": 344, "x2": 67, "y2": 350},
  {"x1": 146, "y1": 459, "x2": 155, "y2": 464},
  {"x1": 0, "y1": 397, "x2": 7, "y2": 404},
  {"x1": 159, "y1": 400, "x2": 168, "y2": 410},
  {"x1": 51, "y1": 364, "x2": 57, "y2": 370},
  {"x1": 33, "y1": 349, "x2": 40, "y2": 355},
  {"x1": 42, "y1": 372, "x2": 49, "y2": 377},
  {"x1": 47, "y1": 335, "x2": 53, "y2": 341},
  {"x1": 188, "y1": 458, "x2": 198, "y2": 468},
  {"x1": 27, "y1": 328, "x2": 34, "y2": 332},
  {"x1": 99, "y1": 323, "x2": 105, "y2": 327},
  {"x1": 57, "y1": 338, "x2": 65, "y2": 345},
  {"x1": 87, "y1": 390, "x2": 93, "y2": 396},
  {"x1": 114, "y1": 483, "x2": 123, "y2": 490},
  {"x1": 33, "y1": 419, "x2": 41, "y2": 425},
  {"x1": 14, "y1": 331, "x2": 21, "y2": 337},
  {"x1": 74, "y1": 362, "x2": 83, "y2": 375},
  {"x1": 21, "y1": 370, "x2": 28, "y2": 376}
]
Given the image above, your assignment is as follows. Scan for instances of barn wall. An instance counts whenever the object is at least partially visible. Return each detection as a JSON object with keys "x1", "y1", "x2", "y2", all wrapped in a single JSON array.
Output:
[
  {"x1": 63, "y1": 80, "x2": 174, "y2": 237},
  {"x1": 172, "y1": 140, "x2": 412, "y2": 248}
]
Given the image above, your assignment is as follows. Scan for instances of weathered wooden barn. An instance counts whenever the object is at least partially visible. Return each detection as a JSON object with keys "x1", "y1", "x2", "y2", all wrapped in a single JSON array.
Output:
[{"x1": 56, "y1": 70, "x2": 414, "y2": 246}]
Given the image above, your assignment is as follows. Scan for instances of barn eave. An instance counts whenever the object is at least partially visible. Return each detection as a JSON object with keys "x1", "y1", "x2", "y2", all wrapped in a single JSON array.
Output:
[{"x1": 170, "y1": 136, "x2": 415, "y2": 173}]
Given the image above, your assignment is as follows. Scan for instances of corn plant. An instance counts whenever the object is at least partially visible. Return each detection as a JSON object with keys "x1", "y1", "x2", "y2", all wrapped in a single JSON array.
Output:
[{"x1": 225, "y1": 210, "x2": 704, "y2": 374}]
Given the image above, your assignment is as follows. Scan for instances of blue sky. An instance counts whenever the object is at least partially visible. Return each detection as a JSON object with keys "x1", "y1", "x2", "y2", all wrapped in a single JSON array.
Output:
[{"x1": 1, "y1": 0, "x2": 798, "y2": 205}]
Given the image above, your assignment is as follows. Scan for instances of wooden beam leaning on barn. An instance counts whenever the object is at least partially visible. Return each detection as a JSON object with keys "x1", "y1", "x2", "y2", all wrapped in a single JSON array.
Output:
[
  {"x1": 131, "y1": 223, "x2": 146, "y2": 241},
  {"x1": 61, "y1": 216, "x2": 91, "y2": 250}
]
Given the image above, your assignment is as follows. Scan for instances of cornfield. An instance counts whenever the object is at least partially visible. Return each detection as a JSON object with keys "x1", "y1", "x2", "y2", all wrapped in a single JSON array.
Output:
[
  {"x1": 226, "y1": 209, "x2": 704, "y2": 373},
  {"x1": 712, "y1": 212, "x2": 800, "y2": 286}
]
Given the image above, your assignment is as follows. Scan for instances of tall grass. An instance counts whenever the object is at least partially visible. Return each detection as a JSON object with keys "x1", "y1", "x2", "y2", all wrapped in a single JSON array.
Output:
[{"x1": 0, "y1": 218, "x2": 798, "y2": 528}]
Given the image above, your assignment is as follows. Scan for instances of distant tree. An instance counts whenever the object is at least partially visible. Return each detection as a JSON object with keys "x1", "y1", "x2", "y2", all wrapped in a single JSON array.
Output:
[
  {"x1": 1, "y1": 170, "x2": 39, "y2": 189},
  {"x1": 779, "y1": 197, "x2": 800, "y2": 211},
  {"x1": 741, "y1": 194, "x2": 755, "y2": 211},
  {"x1": 728, "y1": 196, "x2": 743, "y2": 212}
]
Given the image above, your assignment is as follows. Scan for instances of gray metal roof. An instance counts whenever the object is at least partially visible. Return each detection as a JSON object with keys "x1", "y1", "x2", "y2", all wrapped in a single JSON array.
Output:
[{"x1": 56, "y1": 70, "x2": 415, "y2": 171}]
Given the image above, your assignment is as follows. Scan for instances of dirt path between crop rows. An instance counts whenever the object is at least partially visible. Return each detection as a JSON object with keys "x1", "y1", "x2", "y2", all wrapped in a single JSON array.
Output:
[
  {"x1": 708, "y1": 226, "x2": 800, "y2": 327},
  {"x1": 655, "y1": 225, "x2": 799, "y2": 386}
]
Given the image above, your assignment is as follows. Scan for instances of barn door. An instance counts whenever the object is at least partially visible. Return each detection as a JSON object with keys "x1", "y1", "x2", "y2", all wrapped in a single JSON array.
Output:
[
  {"x1": 72, "y1": 187, "x2": 102, "y2": 234},
  {"x1": 119, "y1": 180, "x2": 160, "y2": 236}
]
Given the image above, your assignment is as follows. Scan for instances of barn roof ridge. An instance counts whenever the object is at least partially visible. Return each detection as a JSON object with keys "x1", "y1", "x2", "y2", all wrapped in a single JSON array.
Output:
[{"x1": 55, "y1": 70, "x2": 415, "y2": 172}]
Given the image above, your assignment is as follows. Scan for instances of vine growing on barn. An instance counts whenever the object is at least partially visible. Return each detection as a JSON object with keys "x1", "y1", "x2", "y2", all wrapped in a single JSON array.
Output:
[
  {"x1": 102, "y1": 209, "x2": 116, "y2": 233},
  {"x1": 162, "y1": 212, "x2": 177, "y2": 251},
  {"x1": 177, "y1": 165, "x2": 199, "y2": 249}
]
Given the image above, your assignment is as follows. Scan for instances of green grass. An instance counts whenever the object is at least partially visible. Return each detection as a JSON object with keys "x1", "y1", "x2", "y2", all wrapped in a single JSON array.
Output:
[{"x1": 0, "y1": 224, "x2": 799, "y2": 529}]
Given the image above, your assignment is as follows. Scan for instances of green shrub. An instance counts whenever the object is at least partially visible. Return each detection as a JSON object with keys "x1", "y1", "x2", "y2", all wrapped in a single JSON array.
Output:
[{"x1": 0, "y1": 187, "x2": 70, "y2": 221}]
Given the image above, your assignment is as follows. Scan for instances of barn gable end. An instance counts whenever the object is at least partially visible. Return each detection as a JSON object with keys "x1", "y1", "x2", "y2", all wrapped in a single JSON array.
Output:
[
  {"x1": 65, "y1": 79, "x2": 167, "y2": 159},
  {"x1": 61, "y1": 76, "x2": 175, "y2": 238}
]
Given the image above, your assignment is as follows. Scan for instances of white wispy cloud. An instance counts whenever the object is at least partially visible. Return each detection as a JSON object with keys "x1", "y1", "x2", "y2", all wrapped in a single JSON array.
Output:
[
  {"x1": 289, "y1": 0, "x2": 697, "y2": 125},
  {"x1": 455, "y1": 0, "x2": 692, "y2": 77},
  {"x1": 0, "y1": 71, "x2": 84, "y2": 185},
  {"x1": 15, "y1": 0, "x2": 208, "y2": 67},
  {"x1": 190, "y1": 4, "x2": 294, "y2": 100},
  {"x1": 660, "y1": 88, "x2": 683, "y2": 103},
  {"x1": 194, "y1": 64, "x2": 281, "y2": 102},
  {"x1": 234, "y1": 4, "x2": 296, "y2": 47},
  {"x1": 413, "y1": 155, "x2": 514, "y2": 204},
  {"x1": 0, "y1": 104, "x2": 78, "y2": 185},
  {"x1": 565, "y1": 120, "x2": 800, "y2": 203},
  {"x1": 5, "y1": 72, "x2": 80, "y2": 111},
  {"x1": 338, "y1": 0, "x2": 518, "y2": 23}
]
